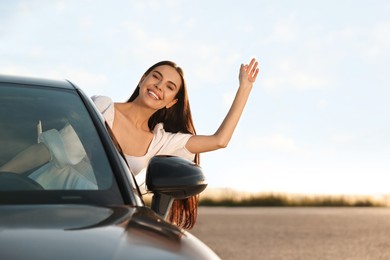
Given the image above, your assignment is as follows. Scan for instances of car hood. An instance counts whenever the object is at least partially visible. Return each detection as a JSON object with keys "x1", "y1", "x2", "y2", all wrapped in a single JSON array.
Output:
[{"x1": 0, "y1": 205, "x2": 219, "y2": 260}]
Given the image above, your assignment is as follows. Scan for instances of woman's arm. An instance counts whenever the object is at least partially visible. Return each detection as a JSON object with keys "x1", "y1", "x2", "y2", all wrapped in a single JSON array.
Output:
[
  {"x1": 0, "y1": 143, "x2": 50, "y2": 174},
  {"x1": 186, "y1": 58, "x2": 259, "y2": 154}
]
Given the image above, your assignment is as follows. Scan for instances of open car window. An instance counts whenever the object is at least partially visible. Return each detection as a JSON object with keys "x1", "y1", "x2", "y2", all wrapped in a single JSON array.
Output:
[{"x1": 0, "y1": 83, "x2": 124, "y2": 204}]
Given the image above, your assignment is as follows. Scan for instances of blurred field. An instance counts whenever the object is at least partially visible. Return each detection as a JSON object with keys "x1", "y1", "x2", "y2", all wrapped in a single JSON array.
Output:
[
  {"x1": 191, "y1": 207, "x2": 390, "y2": 260},
  {"x1": 143, "y1": 188, "x2": 390, "y2": 207},
  {"x1": 199, "y1": 188, "x2": 390, "y2": 207}
]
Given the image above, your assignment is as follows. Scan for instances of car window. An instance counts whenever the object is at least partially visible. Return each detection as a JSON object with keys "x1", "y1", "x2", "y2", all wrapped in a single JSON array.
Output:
[{"x1": 0, "y1": 83, "x2": 124, "y2": 204}]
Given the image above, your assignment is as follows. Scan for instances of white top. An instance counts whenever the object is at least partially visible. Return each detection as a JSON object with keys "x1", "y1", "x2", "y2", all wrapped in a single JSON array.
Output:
[{"x1": 91, "y1": 95, "x2": 195, "y2": 188}]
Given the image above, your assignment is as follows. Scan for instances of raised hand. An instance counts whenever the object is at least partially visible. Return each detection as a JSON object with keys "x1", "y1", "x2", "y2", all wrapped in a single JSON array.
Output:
[
  {"x1": 186, "y1": 57, "x2": 261, "y2": 154},
  {"x1": 239, "y1": 58, "x2": 260, "y2": 87}
]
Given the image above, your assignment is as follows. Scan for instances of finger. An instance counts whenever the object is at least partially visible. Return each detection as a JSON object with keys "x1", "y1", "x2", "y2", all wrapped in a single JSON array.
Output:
[
  {"x1": 247, "y1": 58, "x2": 255, "y2": 70},
  {"x1": 240, "y1": 64, "x2": 247, "y2": 73},
  {"x1": 252, "y1": 68, "x2": 260, "y2": 81},
  {"x1": 249, "y1": 61, "x2": 258, "y2": 75}
]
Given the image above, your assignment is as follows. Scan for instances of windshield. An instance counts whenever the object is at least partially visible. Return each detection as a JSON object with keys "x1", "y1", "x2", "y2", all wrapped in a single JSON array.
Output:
[{"x1": 0, "y1": 83, "x2": 123, "y2": 204}]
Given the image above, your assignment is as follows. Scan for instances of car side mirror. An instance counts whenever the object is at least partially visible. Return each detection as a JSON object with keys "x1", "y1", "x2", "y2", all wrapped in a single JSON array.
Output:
[{"x1": 145, "y1": 155, "x2": 207, "y2": 220}]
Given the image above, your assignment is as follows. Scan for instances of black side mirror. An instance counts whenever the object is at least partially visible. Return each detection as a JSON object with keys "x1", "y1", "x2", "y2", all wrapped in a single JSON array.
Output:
[{"x1": 145, "y1": 155, "x2": 207, "y2": 219}]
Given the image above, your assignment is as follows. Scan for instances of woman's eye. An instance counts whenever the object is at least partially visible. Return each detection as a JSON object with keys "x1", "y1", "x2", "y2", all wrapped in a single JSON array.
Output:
[{"x1": 151, "y1": 72, "x2": 161, "y2": 79}]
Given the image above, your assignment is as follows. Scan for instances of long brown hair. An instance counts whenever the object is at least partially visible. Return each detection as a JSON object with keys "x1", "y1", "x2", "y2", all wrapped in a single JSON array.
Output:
[{"x1": 128, "y1": 61, "x2": 200, "y2": 229}]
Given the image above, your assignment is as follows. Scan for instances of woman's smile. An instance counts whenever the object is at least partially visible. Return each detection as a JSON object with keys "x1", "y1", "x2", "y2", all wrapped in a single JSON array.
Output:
[{"x1": 147, "y1": 89, "x2": 161, "y2": 100}]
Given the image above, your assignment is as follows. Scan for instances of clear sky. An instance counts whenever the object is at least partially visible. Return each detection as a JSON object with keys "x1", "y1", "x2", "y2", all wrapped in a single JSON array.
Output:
[{"x1": 1, "y1": 1, "x2": 389, "y2": 195}]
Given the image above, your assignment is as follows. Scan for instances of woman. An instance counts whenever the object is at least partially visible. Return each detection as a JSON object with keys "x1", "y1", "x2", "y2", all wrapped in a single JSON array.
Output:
[{"x1": 92, "y1": 58, "x2": 259, "y2": 229}]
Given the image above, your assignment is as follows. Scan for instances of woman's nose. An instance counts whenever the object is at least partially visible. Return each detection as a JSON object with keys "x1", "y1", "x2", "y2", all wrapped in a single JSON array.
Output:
[{"x1": 154, "y1": 82, "x2": 162, "y2": 91}]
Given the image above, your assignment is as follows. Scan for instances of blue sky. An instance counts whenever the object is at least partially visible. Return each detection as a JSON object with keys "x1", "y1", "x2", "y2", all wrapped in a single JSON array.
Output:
[{"x1": 1, "y1": 1, "x2": 389, "y2": 195}]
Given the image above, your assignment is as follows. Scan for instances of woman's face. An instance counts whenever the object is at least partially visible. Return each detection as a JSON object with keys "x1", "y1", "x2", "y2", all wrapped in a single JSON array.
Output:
[{"x1": 138, "y1": 65, "x2": 182, "y2": 110}]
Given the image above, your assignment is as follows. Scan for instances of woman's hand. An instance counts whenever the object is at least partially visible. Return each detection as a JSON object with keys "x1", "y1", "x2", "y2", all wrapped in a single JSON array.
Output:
[
  {"x1": 239, "y1": 58, "x2": 259, "y2": 88},
  {"x1": 186, "y1": 57, "x2": 261, "y2": 154}
]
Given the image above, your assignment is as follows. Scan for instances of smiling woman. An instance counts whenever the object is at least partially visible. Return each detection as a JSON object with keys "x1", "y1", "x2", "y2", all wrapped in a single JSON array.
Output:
[{"x1": 92, "y1": 58, "x2": 259, "y2": 229}]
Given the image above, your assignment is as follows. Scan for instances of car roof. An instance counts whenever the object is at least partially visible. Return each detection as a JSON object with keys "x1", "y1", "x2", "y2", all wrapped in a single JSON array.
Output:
[{"x1": 0, "y1": 74, "x2": 76, "y2": 90}]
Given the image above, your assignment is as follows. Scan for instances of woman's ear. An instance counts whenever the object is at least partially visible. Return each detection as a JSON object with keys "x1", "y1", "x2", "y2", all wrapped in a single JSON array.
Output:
[{"x1": 166, "y1": 98, "x2": 178, "y2": 109}]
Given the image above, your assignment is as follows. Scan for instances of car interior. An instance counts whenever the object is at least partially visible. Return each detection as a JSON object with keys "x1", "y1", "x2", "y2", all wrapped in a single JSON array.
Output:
[{"x1": 0, "y1": 83, "x2": 123, "y2": 204}]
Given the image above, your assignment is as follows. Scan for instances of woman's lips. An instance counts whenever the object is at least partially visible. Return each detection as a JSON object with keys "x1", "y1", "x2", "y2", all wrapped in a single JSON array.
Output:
[{"x1": 148, "y1": 90, "x2": 160, "y2": 100}]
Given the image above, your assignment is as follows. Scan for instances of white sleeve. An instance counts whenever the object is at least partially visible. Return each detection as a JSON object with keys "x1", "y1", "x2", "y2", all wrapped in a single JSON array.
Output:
[
  {"x1": 38, "y1": 124, "x2": 86, "y2": 168},
  {"x1": 91, "y1": 95, "x2": 115, "y2": 128},
  {"x1": 153, "y1": 124, "x2": 195, "y2": 162}
]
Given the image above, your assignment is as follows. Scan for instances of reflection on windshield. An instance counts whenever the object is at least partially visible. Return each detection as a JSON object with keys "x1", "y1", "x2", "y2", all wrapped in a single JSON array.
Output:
[
  {"x1": 26, "y1": 123, "x2": 98, "y2": 190},
  {"x1": 0, "y1": 84, "x2": 112, "y2": 191}
]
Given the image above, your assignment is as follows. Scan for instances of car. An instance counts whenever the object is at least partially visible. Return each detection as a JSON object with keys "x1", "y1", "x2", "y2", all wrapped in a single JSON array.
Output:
[{"x1": 0, "y1": 74, "x2": 220, "y2": 260}]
